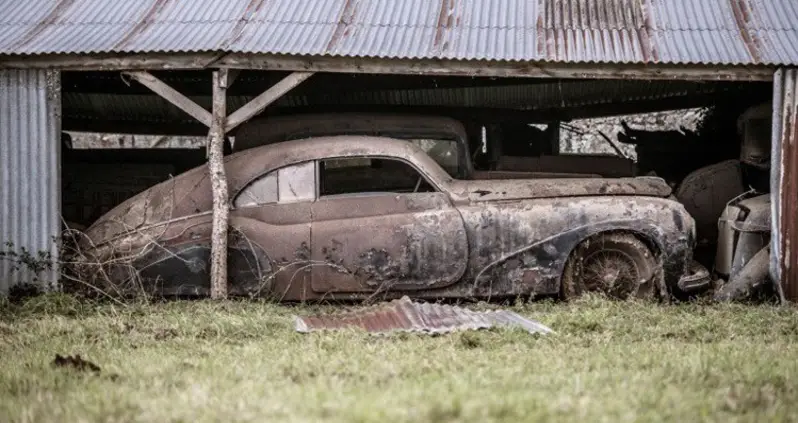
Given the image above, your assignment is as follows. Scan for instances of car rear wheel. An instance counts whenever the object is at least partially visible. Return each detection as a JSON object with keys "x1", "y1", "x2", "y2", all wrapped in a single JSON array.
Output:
[{"x1": 561, "y1": 232, "x2": 658, "y2": 300}]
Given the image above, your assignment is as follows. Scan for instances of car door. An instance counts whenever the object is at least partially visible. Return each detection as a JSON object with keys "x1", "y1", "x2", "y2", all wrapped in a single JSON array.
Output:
[
  {"x1": 310, "y1": 156, "x2": 468, "y2": 294},
  {"x1": 230, "y1": 161, "x2": 315, "y2": 300}
]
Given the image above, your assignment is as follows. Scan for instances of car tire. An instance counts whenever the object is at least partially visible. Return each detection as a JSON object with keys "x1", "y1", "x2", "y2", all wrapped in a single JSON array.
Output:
[{"x1": 561, "y1": 232, "x2": 658, "y2": 301}]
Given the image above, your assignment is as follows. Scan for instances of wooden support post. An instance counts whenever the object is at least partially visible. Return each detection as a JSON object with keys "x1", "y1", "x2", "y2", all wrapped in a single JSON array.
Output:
[
  {"x1": 120, "y1": 69, "x2": 313, "y2": 300},
  {"x1": 226, "y1": 71, "x2": 314, "y2": 132},
  {"x1": 208, "y1": 69, "x2": 229, "y2": 300},
  {"x1": 123, "y1": 71, "x2": 213, "y2": 128}
]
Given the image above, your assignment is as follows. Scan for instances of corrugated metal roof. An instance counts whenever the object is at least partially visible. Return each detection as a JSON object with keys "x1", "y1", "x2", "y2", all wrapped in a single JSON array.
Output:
[
  {"x1": 0, "y1": 0, "x2": 796, "y2": 66},
  {"x1": 294, "y1": 296, "x2": 554, "y2": 335},
  {"x1": 61, "y1": 79, "x2": 750, "y2": 125},
  {"x1": 0, "y1": 69, "x2": 61, "y2": 294}
]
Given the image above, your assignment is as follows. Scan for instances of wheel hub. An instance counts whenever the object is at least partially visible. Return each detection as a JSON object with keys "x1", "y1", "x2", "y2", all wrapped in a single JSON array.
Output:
[{"x1": 583, "y1": 250, "x2": 640, "y2": 298}]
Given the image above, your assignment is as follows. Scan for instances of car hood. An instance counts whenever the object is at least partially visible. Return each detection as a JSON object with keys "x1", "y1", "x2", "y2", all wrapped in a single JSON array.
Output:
[{"x1": 449, "y1": 176, "x2": 672, "y2": 203}]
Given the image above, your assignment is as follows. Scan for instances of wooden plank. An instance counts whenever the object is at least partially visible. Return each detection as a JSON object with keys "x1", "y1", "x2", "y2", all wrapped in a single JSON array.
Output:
[
  {"x1": 225, "y1": 71, "x2": 314, "y2": 132},
  {"x1": 61, "y1": 118, "x2": 207, "y2": 135},
  {"x1": 0, "y1": 53, "x2": 776, "y2": 82},
  {"x1": 123, "y1": 71, "x2": 213, "y2": 128}
]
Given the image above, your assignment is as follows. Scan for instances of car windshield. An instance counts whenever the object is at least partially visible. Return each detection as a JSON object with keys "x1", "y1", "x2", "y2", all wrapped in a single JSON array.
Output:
[{"x1": 407, "y1": 138, "x2": 459, "y2": 177}]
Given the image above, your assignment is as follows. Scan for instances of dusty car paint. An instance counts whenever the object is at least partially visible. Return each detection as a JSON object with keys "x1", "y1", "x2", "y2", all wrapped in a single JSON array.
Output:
[{"x1": 75, "y1": 135, "x2": 697, "y2": 301}]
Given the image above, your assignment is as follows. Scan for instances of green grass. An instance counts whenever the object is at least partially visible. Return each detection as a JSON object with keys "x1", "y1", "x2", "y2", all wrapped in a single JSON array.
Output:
[{"x1": 1, "y1": 294, "x2": 797, "y2": 423}]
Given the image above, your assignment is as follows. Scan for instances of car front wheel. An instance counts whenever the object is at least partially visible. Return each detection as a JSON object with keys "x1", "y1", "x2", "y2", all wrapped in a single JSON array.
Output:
[{"x1": 561, "y1": 232, "x2": 658, "y2": 301}]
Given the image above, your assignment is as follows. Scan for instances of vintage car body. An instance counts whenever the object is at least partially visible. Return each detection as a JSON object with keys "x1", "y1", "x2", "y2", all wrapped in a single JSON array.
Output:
[{"x1": 76, "y1": 136, "x2": 698, "y2": 301}]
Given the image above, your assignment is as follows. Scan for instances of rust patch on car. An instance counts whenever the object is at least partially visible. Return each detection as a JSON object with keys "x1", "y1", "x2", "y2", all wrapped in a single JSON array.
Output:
[
  {"x1": 295, "y1": 242, "x2": 311, "y2": 261},
  {"x1": 294, "y1": 296, "x2": 554, "y2": 335},
  {"x1": 355, "y1": 248, "x2": 401, "y2": 284}
]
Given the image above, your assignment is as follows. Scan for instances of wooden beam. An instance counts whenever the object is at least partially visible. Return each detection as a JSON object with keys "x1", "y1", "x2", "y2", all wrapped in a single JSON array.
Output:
[
  {"x1": 220, "y1": 55, "x2": 775, "y2": 82},
  {"x1": 0, "y1": 53, "x2": 775, "y2": 82},
  {"x1": 149, "y1": 135, "x2": 168, "y2": 148},
  {"x1": 61, "y1": 118, "x2": 208, "y2": 136},
  {"x1": 225, "y1": 71, "x2": 314, "y2": 132},
  {"x1": 122, "y1": 71, "x2": 213, "y2": 128},
  {"x1": 62, "y1": 70, "x2": 603, "y2": 96},
  {"x1": 225, "y1": 69, "x2": 241, "y2": 88}
]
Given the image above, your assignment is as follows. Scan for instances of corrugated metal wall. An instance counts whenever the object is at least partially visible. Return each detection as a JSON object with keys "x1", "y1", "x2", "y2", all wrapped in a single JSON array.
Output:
[
  {"x1": 771, "y1": 68, "x2": 798, "y2": 302},
  {"x1": 0, "y1": 69, "x2": 61, "y2": 294}
]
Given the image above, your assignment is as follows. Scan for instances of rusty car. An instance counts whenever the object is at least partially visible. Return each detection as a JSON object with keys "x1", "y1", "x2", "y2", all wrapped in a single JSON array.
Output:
[{"x1": 74, "y1": 135, "x2": 706, "y2": 301}]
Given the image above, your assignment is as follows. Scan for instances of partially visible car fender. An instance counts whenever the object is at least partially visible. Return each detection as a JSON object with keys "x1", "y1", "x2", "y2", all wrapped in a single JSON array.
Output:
[{"x1": 457, "y1": 198, "x2": 695, "y2": 298}]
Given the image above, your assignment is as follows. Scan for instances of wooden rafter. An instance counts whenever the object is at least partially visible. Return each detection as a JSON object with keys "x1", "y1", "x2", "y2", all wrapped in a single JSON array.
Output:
[
  {"x1": 122, "y1": 71, "x2": 212, "y2": 128},
  {"x1": 226, "y1": 71, "x2": 314, "y2": 132}
]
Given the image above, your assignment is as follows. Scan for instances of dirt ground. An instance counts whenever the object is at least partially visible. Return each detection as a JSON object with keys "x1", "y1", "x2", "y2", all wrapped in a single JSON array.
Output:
[{"x1": 1, "y1": 294, "x2": 797, "y2": 423}]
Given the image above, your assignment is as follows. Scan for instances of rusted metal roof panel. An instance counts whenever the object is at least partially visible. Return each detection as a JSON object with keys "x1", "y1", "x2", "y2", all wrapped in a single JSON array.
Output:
[
  {"x1": 0, "y1": 0, "x2": 797, "y2": 66},
  {"x1": 0, "y1": 70, "x2": 61, "y2": 294},
  {"x1": 771, "y1": 68, "x2": 797, "y2": 303},
  {"x1": 294, "y1": 296, "x2": 553, "y2": 335}
]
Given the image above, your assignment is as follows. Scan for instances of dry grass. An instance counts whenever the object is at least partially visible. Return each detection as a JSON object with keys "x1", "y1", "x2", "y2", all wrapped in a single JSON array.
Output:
[{"x1": 1, "y1": 294, "x2": 797, "y2": 423}]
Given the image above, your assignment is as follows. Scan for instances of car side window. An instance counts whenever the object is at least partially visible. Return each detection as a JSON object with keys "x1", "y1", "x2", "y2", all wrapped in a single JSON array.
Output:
[
  {"x1": 319, "y1": 157, "x2": 435, "y2": 198},
  {"x1": 234, "y1": 161, "x2": 316, "y2": 207}
]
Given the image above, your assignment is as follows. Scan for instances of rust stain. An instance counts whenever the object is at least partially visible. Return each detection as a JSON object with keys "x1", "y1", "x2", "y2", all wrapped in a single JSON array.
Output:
[
  {"x1": 432, "y1": 0, "x2": 458, "y2": 53},
  {"x1": 780, "y1": 101, "x2": 798, "y2": 301},
  {"x1": 595, "y1": 0, "x2": 612, "y2": 60},
  {"x1": 638, "y1": 0, "x2": 659, "y2": 62},
  {"x1": 293, "y1": 296, "x2": 554, "y2": 335},
  {"x1": 221, "y1": 0, "x2": 271, "y2": 50},
  {"x1": 325, "y1": 0, "x2": 359, "y2": 54},
  {"x1": 729, "y1": 0, "x2": 762, "y2": 63},
  {"x1": 537, "y1": 0, "x2": 657, "y2": 62},
  {"x1": 536, "y1": 0, "x2": 557, "y2": 61},
  {"x1": 112, "y1": 0, "x2": 172, "y2": 51},
  {"x1": 536, "y1": 3, "x2": 546, "y2": 59},
  {"x1": 10, "y1": 0, "x2": 77, "y2": 51}
]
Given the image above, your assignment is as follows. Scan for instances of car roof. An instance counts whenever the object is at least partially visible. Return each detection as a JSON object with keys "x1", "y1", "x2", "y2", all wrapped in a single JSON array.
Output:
[
  {"x1": 223, "y1": 135, "x2": 453, "y2": 189},
  {"x1": 233, "y1": 113, "x2": 468, "y2": 151}
]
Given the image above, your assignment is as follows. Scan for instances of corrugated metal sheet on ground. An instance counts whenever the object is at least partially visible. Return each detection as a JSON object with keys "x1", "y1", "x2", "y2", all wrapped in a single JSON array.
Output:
[
  {"x1": 0, "y1": 0, "x2": 796, "y2": 65},
  {"x1": 294, "y1": 296, "x2": 554, "y2": 335},
  {"x1": 0, "y1": 69, "x2": 61, "y2": 294}
]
